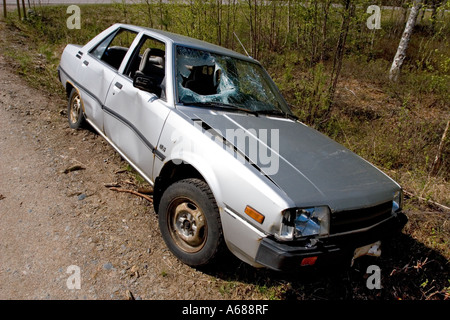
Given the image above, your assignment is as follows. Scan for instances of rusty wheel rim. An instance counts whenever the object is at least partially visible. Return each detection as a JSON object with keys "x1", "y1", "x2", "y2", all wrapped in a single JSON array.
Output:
[
  {"x1": 70, "y1": 93, "x2": 81, "y2": 124},
  {"x1": 168, "y1": 198, "x2": 207, "y2": 253}
]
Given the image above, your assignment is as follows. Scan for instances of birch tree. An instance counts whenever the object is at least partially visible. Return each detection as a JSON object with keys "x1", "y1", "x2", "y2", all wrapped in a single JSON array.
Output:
[{"x1": 389, "y1": 0, "x2": 422, "y2": 81}]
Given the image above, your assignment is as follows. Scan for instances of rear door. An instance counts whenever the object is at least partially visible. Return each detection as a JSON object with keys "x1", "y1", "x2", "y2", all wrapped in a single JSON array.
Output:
[
  {"x1": 76, "y1": 27, "x2": 138, "y2": 131},
  {"x1": 103, "y1": 34, "x2": 171, "y2": 181}
]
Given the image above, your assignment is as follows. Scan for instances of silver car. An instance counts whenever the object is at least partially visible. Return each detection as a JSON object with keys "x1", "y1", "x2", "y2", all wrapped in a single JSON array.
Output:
[{"x1": 58, "y1": 24, "x2": 407, "y2": 271}]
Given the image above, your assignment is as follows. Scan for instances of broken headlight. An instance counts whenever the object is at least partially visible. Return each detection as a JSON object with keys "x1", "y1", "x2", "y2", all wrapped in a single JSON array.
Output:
[{"x1": 276, "y1": 206, "x2": 330, "y2": 241}]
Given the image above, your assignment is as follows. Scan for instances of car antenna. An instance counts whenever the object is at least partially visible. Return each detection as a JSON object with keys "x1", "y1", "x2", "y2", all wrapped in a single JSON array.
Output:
[{"x1": 233, "y1": 32, "x2": 251, "y2": 59}]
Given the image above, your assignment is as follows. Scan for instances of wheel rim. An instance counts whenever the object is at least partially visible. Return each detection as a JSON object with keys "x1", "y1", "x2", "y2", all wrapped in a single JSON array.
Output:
[
  {"x1": 70, "y1": 93, "x2": 81, "y2": 124},
  {"x1": 168, "y1": 198, "x2": 207, "y2": 253}
]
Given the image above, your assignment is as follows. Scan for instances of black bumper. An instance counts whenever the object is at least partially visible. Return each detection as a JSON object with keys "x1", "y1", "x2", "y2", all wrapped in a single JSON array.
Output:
[{"x1": 255, "y1": 212, "x2": 408, "y2": 272}]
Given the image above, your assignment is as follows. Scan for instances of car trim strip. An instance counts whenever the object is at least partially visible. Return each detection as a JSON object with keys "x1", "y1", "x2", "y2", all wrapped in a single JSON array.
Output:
[
  {"x1": 102, "y1": 105, "x2": 165, "y2": 161},
  {"x1": 58, "y1": 66, "x2": 166, "y2": 161},
  {"x1": 59, "y1": 66, "x2": 104, "y2": 108},
  {"x1": 84, "y1": 117, "x2": 155, "y2": 187},
  {"x1": 223, "y1": 205, "x2": 267, "y2": 237}
]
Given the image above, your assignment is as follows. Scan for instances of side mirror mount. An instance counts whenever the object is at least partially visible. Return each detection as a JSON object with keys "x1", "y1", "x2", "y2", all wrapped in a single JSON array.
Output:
[{"x1": 133, "y1": 73, "x2": 160, "y2": 96}]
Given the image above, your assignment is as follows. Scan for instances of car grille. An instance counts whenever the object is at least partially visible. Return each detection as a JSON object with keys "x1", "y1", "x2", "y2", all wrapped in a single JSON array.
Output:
[{"x1": 330, "y1": 201, "x2": 393, "y2": 234}]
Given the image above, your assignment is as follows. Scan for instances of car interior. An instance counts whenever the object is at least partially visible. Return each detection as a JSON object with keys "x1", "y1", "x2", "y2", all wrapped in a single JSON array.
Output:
[
  {"x1": 134, "y1": 47, "x2": 166, "y2": 97},
  {"x1": 123, "y1": 35, "x2": 166, "y2": 99},
  {"x1": 102, "y1": 46, "x2": 129, "y2": 70},
  {"x1": 183, "y1": 65, "x2": 219, "y2": 96}
]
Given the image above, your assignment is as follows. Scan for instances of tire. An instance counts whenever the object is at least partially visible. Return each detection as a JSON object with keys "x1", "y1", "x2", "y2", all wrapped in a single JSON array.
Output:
[
  {"x1": 158, "y1": 178, "x2": 225, "y2": 267},
  {"x1": 67, "y1": 88, "x2": 85, "y2": 129}
]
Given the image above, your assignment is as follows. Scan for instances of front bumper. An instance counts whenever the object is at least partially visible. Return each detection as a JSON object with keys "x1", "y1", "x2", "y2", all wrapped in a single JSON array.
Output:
[{"x1": 255, "y1": 212, "x2": 408, "y2": 271}]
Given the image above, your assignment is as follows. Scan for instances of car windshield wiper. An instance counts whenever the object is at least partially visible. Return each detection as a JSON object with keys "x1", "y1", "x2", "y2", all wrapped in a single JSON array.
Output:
[
  {"x1": 255, "y1": 109, "x2": 298, "y2": 121},
  {"x1": 180, "y1": 101, "x2": 259, "y2": 116}
]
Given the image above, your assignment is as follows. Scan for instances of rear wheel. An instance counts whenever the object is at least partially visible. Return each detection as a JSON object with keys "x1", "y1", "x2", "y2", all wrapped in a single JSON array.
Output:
[
  {"x1": 158, "y1": 178, "x2": 225, "y2": 267},
  {"x1": 67, "y1": 88, "x2": 85, "y2": 129}
]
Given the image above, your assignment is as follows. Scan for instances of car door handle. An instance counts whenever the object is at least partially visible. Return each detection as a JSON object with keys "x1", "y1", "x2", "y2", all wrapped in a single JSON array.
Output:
[
  {"x1": 83, "y1": 60, "x2": 89, "y2": 66},
  {"x1": 114, "y1": 82, "x2": 123, "y2": 90}
]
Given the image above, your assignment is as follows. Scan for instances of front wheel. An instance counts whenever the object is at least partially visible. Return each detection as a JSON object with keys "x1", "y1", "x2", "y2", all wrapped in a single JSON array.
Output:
[{"x1": 158, "y1": 178, "x2": 225, "y2": 267}]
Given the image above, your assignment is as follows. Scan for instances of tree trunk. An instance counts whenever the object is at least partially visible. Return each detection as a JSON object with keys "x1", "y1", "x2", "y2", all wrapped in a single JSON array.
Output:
[
  {"x1": 328, "y1": 0, "x2": 354, "y2": 105},
  {"x1": 16, "y1": 0, "x2": 21, "y2": 20},
  {"x1": 320, "y1": 0, "x2": 331, "y2": 62},
  {"x1": 144, "y1": 0, "x2": 153, "y2": 28},
  {"x1": 389, "y1": 0, "x2": 422, "y2": 82},
  {"x1": 430, "y1": 120, "x2": 449, "y2": 176},
  {"x1": 217, "y1": 0, "x2": 222, "y2": 45},
  {"x1": 21, "y1": 0, "x2": 26, "y2": 19},
  {"x1": 231, "y1": 0, "x2": 237, "y2": 50}
]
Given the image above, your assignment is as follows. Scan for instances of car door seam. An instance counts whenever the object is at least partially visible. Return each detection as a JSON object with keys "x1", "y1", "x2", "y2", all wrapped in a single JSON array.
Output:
[
  {"x1": 102, "y1": 105, "x2": 166, "y2": 161},
  {"x1": 59, "y1": 66, "x2": 166, "y2": 161},
  {"x1": 58, "y1": 66, "x2": 103, "y2": 108}
]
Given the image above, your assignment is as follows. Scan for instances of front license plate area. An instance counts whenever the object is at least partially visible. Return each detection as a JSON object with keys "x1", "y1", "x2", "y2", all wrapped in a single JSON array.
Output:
[{"x1": 351, "y1": 241, "x2": 381, "y2": 266}]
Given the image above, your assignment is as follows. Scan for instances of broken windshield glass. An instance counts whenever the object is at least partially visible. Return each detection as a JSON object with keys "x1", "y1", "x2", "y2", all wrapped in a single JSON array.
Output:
[{"x1": 176, "y1": 46, "x2": 291, "y2": 115}]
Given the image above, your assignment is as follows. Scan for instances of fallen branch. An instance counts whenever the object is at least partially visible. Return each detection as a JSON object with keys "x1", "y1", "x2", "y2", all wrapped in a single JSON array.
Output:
[
  {"x1": 125, "y1": 290, "x2": 135, "y2": 301},
  {"x1": 404, "y1": 190, "x2": 450, "y2": 212},
  {"x1": 103, "y1": 183, "x2": 121, "y2": 188},
  {"x1": 62, "y1": 165, "x2": 85, "y2": 174},
  {"x1": 430, "y1": 120, "x2": 449, "y2": 176},
  {"x1": 137, "y1": 187, "x2": 153, "y2": 195},
  {"x1": 124, "y1": 179, "x2": 136, "y2": 186},
  {"x1": 107, "y1": 186, "x2": 153, "y2": 203}
]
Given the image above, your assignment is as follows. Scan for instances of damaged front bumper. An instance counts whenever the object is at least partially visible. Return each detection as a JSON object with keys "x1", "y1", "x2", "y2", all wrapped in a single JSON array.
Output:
[{"x1": 255, "y1": 212, "x2": 408, "y2": 271}]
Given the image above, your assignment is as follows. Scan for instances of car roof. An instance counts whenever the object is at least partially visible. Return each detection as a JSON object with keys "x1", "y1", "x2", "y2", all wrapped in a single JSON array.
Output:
[{"x1": 115, "y1": 23, "x2": 257, "y2": 63}]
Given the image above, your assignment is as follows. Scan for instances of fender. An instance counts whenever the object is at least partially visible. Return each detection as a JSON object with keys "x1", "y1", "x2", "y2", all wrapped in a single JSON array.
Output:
[{"x1": 157, "y1": 151, "x2": 224, "y2": 209}]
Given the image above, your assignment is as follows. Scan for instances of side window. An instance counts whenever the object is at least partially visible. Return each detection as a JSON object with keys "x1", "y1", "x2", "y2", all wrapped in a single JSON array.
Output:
[
  {"x1": 125, "y1": 36, "x2": 165, "y2": 78},
  {"x1": 90, "y1": 28, "x2": 138, "y2": 70},
  {"x1": 125, "y1": 36, "x2": 166, "y2": 99}
]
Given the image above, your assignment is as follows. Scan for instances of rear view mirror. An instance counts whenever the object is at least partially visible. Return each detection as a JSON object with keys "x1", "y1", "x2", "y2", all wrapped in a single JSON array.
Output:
[{"x1": 133, "y1": 74, "x2": 160, "y2": 95}]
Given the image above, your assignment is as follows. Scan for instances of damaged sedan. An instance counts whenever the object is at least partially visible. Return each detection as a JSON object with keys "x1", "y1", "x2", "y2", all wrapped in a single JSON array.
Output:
[{"x1": 58, "y1": 24, "x2": 407, "y2": 271}]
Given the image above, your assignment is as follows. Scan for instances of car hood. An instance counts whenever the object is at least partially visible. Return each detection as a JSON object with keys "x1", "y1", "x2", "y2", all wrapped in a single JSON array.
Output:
[{"x1": 187, "y1": 110, "x2": 399, "y2": 211}]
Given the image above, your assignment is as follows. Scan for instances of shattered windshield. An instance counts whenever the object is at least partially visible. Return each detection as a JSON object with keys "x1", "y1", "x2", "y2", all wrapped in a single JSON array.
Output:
[{"x1": 176, "y1": 46, "x2": 292, "y2": 115}]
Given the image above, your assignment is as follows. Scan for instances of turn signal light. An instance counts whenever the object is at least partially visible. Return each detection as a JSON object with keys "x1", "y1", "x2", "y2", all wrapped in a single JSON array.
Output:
[
  {"x1": 301, "y1": 256, "x2": 318, "y2": 266},
  {"x1": 245, "y1": 206, "x2": 265, "y2": 224}
]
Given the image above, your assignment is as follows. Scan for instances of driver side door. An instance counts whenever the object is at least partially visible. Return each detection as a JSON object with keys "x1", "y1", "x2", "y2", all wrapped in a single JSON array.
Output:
[{"x1": 103, "y1": 34, "x2": 170, "y2": 182}]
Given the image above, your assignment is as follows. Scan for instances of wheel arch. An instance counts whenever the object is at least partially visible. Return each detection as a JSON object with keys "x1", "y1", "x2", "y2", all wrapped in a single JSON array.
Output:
[
  {"x1": 153, "y1": 159, "x2": 221, "y2": 214},
  {"x1": 65, "y1": 80, "x2": 86, "y2": 113},
  {"x1": 65, "y1": 81, "x2": 75, "y2": 98}
]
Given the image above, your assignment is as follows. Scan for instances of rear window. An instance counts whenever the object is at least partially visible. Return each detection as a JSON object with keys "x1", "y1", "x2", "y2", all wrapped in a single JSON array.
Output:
[{"x1": 90, "y1": 28, "x2": 138, "y2": 70}]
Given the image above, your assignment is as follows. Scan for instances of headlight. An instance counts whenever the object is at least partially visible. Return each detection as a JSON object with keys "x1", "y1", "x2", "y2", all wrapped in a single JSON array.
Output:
[
  {"x1": 276, "y1": 206, "x2": 330, "y2": 241},
  {"x1": 393, "y1": 189, "x2": 403, "y2": 213}
]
